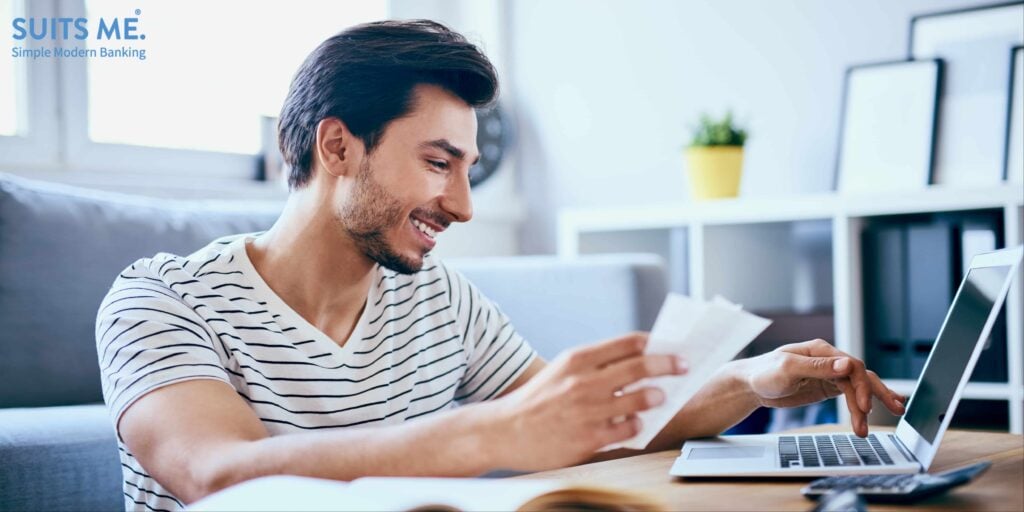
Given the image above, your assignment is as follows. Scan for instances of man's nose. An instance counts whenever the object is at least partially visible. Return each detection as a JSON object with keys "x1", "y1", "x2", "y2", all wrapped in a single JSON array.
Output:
[{"x1": 440, "y1": 172, "x2": 473, "y2": 223}]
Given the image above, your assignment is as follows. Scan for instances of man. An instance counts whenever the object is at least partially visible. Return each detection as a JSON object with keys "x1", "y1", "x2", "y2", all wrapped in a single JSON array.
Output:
[{"x1": 96, "y1": 20, "x2": 905, "y2": 511}]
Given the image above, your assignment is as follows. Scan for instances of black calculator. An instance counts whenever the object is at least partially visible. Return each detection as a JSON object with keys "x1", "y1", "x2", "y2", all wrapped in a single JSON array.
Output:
[{"x1": 801, "y1": 461, "x2": 991, "y2": 504}]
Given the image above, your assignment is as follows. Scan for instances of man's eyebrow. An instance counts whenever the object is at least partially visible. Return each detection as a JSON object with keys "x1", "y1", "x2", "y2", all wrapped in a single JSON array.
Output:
[{"x1": 420, "y1": 139, "x2": 480, "y2": 165}]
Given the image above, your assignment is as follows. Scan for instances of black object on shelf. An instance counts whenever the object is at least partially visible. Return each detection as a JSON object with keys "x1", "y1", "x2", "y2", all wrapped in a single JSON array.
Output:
[
  {"x1": 905, "y1": 223, "x2": 953, "y2": 339},
  {"x1": 863, "y1": 224, "x2": 909, "y2": 378},
  {"x1": 906, "y1": 222, "x2": 955, "y2": 377},
  {"x1": 861, "y1": 210, "x2": 1007, "y2": 383}
]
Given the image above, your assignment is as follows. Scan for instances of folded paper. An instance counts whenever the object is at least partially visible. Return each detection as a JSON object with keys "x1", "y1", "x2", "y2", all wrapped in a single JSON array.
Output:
[{"x1": 604, "y1": 293, "x2": 771, "y2": 451}]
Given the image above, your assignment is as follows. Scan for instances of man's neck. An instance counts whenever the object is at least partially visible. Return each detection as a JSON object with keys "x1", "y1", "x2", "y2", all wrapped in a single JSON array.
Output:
[{"x1": 246, "y1": 189, "x2": 376, "y2": 344}]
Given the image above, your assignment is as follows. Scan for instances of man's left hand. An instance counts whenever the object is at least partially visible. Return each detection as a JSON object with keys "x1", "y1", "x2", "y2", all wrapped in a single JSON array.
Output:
[{"x1": 733, "y1": 339, "x2": 907, "y2": 437}]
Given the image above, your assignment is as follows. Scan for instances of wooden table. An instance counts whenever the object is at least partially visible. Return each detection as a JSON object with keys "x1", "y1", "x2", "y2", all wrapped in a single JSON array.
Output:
[{"x1": 517, "y1": 425, "x2": 1024, "y2": 511}]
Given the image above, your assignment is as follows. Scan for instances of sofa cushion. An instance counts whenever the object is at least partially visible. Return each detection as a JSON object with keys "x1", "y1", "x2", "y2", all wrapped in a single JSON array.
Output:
[
  {"x1": 447, "y1": 254, "x2": 667, "y2": 361},
  {"x1": 0, "y1": 174, "x2": 281, "y2": 408},
  {"x1": 0, "y1": 404, "x2": 121, "y2": 512}
]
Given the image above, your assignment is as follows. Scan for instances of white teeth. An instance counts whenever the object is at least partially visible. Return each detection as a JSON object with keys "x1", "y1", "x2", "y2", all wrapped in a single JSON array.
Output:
[{"x1": 412, "y1": 219, "x2": 436, "y2": 238}]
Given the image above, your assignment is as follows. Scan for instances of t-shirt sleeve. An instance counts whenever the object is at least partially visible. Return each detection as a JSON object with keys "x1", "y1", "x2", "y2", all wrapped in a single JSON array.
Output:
[
  {"x1": 444, "y1": 266, "x2": 537, "y2": 404},
  {"x1": 95, "y1": 260, "x2": 231, "y2": 434}
]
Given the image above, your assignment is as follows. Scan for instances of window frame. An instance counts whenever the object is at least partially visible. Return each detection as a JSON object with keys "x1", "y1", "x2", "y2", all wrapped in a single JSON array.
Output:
[
  {"x1": 55, "y1": 0, "x2": 258, "y2": 179},
  {"x1": 0, "y1": 0, "x2": 61, "y2": 169},
  {"x1": 1, "y1": 0, "x2": 264, "y2": 181}
]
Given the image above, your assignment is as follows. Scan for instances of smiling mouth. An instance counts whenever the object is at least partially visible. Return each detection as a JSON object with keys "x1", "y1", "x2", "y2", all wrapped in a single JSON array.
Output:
[{"x1": 411, "y1": 217, "x2": 438, "y2": 239}]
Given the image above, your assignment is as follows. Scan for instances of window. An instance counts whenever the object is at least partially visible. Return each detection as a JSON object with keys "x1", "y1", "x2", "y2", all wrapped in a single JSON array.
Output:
[
  {"x1": 83, "y1": 0, "x2": 388, "y2": 155},
  {"x1": 0, "y1": 0, "x2": 59, "y2": 168},
  {"x1": 0, "y1": 0, "x2": 25, "y2": 136}
]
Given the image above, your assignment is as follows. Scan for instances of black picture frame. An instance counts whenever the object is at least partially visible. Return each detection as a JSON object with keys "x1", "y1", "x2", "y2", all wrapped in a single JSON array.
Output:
[
  {"x1": 1005, "y1": 45, "x2": 1023, "y2": 182},
  {"x1": 907, "y1": 1, "x2": 1024, "y2": 56},
  {"x1": 908, "y1": 1, "x2": 1024, "y2": 186},
  {"x1": 833, "y1": 59, "x2": 943, "y2": 194}
]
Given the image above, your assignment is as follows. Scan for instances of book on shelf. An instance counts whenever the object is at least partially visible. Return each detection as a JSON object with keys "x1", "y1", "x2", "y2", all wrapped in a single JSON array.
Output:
[{"x1": 188, "y1": 475, "x2": 666, "y2": 512}]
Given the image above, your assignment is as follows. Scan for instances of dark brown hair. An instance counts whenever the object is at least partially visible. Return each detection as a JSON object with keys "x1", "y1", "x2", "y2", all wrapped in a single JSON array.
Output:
[{"x1": 277, "y1": 19, "x2": 499, "y2": 189}]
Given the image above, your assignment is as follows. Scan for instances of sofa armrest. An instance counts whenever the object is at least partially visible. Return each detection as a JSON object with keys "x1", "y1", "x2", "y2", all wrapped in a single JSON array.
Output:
[{"x1": 0, "y1": 404, "x2": 123, "y2": 511}]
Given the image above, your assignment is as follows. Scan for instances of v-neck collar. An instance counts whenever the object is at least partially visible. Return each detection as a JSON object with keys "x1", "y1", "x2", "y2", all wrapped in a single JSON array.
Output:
[{"x1": 228, "y1": 235, "x2": 381, "y2": 365}]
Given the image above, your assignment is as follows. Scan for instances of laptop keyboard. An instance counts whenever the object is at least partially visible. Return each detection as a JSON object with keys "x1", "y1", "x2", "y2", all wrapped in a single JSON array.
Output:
[{"x1": 778, "y1": 434, "x2": 895, "y2": 468}]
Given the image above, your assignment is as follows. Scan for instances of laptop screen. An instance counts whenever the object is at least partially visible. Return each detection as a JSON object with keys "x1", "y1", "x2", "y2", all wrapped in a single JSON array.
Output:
[{"x1": 902, "y1": 264, "x2": 1012, "y2": 443}]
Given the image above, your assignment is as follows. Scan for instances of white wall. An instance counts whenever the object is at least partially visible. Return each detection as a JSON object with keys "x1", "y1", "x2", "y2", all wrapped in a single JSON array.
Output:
[{"x1": 509, "y1": 0, "x2": 998, "y2": 254}]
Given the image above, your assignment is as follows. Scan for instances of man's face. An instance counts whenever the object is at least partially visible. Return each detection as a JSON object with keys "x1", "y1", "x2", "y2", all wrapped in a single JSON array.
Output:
[{"x1": 335, "y1": 84, "x2": 478, "y2": 275}]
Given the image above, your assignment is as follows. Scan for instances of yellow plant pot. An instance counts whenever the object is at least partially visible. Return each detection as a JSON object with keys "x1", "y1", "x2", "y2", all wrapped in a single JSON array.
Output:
[{"x1": 685, "y1": 146, "x2": 744, "y2": 200}]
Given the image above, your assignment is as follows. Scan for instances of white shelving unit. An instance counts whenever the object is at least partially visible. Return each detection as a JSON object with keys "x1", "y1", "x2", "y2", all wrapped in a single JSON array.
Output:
[{"x1": 557, "y1": 184, "x2": 1024, "y2": 433}]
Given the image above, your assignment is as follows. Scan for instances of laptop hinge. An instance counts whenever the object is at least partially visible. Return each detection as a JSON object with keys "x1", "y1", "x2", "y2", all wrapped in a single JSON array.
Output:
[{"x1": 889, "y1": 433, "x2": 920, "y2": 464}]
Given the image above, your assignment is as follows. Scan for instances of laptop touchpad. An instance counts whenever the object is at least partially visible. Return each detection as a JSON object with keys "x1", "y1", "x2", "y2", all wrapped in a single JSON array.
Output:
[{"x1": 688, "y1": 447, "x2": 765, "y2": 459}]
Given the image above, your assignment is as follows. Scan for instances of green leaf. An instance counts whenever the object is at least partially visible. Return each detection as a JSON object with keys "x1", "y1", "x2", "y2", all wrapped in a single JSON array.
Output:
[{"x1": 688, "y1": 110, "x2": 748, "y2": 147}]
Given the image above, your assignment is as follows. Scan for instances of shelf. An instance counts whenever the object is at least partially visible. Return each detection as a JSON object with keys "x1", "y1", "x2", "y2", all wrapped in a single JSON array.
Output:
[
  {"x1": 840, "y1": 185, "x2": 1024, "y2": 217},
  {"x1": 558, "y1": 182, "x2": 1024, "y2": 434},
  {"x1": 559, "y1": 183, "x2": 1024, "y2": 235},
  {"x1": 883, "y1": 379, "x2": 1015, "y2": 400}
]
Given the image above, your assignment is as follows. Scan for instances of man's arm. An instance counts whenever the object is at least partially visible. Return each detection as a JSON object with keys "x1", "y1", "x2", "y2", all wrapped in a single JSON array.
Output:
[
  {"x1": 494, "y1": 356, "x2": 547, "y2": 398},
  {"x1": 498, "y1": 350, "x2": 755, "y2": 461},
  {"x1": 119, "y1": 333, "x2": 684, "y2": 504},
  {"x1": 119, "y1": 379, "x2": 504, "y2": 504},
  {"x1": 588, "y1": 339, "x2": 908, "y2": 461}
]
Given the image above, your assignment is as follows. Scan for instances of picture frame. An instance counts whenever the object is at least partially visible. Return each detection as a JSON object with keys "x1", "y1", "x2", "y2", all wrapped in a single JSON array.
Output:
[
  {"x1": 1006, "y1": 46, "x2": 1023, "y2": 183},
  {"x1": 835, "y1": 59, "x2": 942, "y2": 194},
  {"x1": 909, "y1": 2, "x2": 1024, "y2": 187}
]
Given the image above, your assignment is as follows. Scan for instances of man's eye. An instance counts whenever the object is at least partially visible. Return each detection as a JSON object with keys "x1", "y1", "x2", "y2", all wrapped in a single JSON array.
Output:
[{"x1": 428, "y1": 160, "x2": 449, "y2": 170}]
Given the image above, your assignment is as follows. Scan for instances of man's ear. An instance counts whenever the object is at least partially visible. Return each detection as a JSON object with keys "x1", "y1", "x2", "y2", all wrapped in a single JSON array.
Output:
[{"x1": 314, "y1": 117, "x2": 357, "y2": 178}]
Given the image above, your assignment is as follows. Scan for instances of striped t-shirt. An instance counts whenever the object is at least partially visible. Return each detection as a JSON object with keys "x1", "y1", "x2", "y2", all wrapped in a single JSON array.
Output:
[{"x1": 95, "y1": 233, "x2": 537, "y2": 512}]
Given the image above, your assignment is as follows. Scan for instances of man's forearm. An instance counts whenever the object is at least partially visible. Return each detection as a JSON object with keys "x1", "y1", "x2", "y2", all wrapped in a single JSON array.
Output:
[
  {"x1": 589, "y1": 360, "x2": 759, "y2": 462},
  {"x1": 646, "y1": 360, "x2": 759, "y2": 450},
  {"x1": 198, "y1": 400, "x2": 504, "y2": 501}
]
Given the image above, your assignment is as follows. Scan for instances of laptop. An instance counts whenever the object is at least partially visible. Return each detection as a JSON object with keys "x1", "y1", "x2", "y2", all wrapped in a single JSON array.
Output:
[{"x1": 670, "y1": 245, "x2": 1023, "y2": 478}]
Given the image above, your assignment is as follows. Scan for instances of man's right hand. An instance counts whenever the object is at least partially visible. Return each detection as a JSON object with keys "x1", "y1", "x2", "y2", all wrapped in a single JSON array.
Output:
[{"x1": 486, "y1": 332, "x2": 687, "y2": 471}]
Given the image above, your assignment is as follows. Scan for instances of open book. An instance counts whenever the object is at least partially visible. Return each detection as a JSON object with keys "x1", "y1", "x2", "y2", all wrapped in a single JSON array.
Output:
[{"x1": 188, "y1": 475, "x2": 666, "y2": 512}]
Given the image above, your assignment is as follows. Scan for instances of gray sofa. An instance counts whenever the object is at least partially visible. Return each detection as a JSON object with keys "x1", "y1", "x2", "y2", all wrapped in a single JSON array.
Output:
[{"x1": 0, "y1": 173, "x2": 667, "y2": 511}]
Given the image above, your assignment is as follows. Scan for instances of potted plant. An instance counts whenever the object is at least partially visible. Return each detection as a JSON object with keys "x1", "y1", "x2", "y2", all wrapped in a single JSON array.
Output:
[{"x1": 685, "y1": 111, "x2": 748, "y2": 199}]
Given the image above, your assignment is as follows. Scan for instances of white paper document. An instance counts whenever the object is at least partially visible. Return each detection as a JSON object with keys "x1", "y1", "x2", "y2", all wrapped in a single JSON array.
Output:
[{"x1": 603, "y1": 293, "x2": 771, "y2": 451}]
